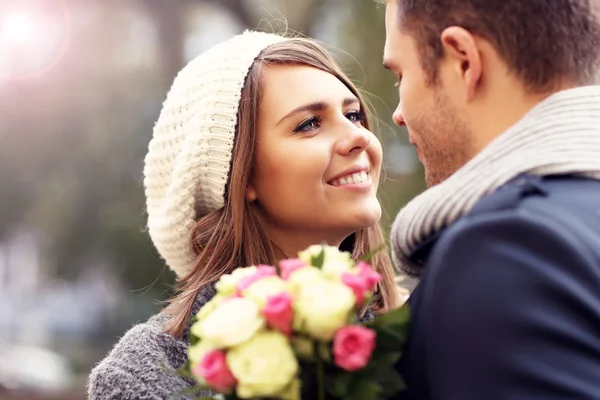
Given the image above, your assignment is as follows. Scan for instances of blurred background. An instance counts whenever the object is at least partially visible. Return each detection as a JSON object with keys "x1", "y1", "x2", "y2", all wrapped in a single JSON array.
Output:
[{"x1": 0, "y1": 0, "x2": 423, "y2": 398}]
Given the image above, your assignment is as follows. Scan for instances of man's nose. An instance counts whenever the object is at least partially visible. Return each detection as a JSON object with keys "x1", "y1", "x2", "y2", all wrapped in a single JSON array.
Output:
[{"x1": 392, "y1": 102, "x2": 406, "y2": 127}]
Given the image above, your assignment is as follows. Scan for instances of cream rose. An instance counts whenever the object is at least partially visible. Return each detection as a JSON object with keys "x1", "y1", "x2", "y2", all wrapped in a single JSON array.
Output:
[
  {"x1": 227, "y1": 331, "x2": 298, "y2": 399},
  {"x1": 286, "y1": 265, "x2": 322, "y2": 298},
  {"x1": 242, "y1": 275, "x2": 289, "y2": 307},
  {"x1": 215, "y1": 266, "x2": 258, "y2": 295},
  {"x1": 191, "y1": 297, "x2": 265, "y2": 348},
  {"x1": 295, "y1": 279, "x2": 356, "y2": 341},
  {"x1": 298, "y1": 245, "x2": 354, "y2": 278}
]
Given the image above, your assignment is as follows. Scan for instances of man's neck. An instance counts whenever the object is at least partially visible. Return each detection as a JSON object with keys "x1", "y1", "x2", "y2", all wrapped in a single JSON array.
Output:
[{"x1": 469, "y1": 82, "x2": 577, "y2": 156}]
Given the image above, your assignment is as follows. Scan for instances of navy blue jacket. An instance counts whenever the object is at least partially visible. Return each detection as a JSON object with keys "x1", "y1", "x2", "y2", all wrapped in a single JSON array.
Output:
[{"x1": 394, "y1": 175, "x2": 600, "y2": 399}]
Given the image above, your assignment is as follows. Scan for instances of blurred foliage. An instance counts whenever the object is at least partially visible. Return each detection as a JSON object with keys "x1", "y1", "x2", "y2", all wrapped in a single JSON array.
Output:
[{"x1": 0, "y1": 0, "x2": 424, "y2": 310}]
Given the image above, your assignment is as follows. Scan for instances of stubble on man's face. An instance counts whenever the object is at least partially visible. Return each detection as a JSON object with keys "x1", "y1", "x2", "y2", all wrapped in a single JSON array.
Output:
[{"x1": 412, "y1": 90, "x2": 473, "y2": 187}]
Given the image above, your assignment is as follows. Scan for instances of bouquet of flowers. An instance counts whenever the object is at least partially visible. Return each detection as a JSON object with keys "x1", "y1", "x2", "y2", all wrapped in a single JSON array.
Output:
[{"x1": 185, "y1": 244, "x2": 409, "y2": 400}]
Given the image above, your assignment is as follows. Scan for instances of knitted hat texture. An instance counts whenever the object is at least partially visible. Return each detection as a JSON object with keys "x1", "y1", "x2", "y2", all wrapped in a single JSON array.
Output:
[{"x1": 143, "y1": 31, "x2": 288, "y2": 277}]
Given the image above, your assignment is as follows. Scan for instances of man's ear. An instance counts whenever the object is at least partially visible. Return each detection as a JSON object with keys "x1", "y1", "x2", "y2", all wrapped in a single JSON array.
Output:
[{"x1": 440, "y1": 26, "x2": 482, "y2": 102}]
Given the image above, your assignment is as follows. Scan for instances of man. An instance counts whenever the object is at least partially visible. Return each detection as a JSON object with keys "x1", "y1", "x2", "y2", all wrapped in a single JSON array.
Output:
[{"x1": 381, "y1": 0, "x2": 600, "y2": 398}]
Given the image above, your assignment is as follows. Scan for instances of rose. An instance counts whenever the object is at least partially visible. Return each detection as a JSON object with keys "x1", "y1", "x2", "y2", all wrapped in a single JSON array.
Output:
[
  {"x1": 188, "y1": 340, "x2": 214, "y2": 368},
  {"x1": 191, "y1": 297, "x2": 265, "y2": 348},
  {"x1": 194, "y1": 350, "x2": 237, "y2": 393},
  {"x1": 286, "y1": 266, "x2": 323, "y2": 298},
  {"x1": 275, "y1": 377, "x2": 301, "y2": 400},
  {"x1": 242, "y1": 275, "x2": 288, "y2": 307},
  {"x1": 193, "y1": 294, "x2": 224, "y2": 323},
  {"x1": 215, "y1": 266, "x2": 258, "y2": 295},
  {"x1": 356, "y1": 261, "x2": 381, "y2": 291},
  {"x1": 236, "y1": 265, "x2": 277, "y2": 294},
  {"x1": 279, "y1": 258, "x2": 306, "y2": 280},
  {"x1": 341, "y1": 273, "x2": 368, "y2": 306},
  {"x1": 332, "y1": 325, "x2": 376, "y2": 371},
  {"x1": 295, "y1": 279, "x2": 356, "y2": 341},
  {"x1": 298, "y1": 245, "x2": 354, "y2": 278},
  {"x1": 227, "y1": 331, "x2": 299, "y2": 399},
  {"x1": 341, "y1": 262, "x2": 382, "y2": 306},
  {"x1": 263, "y1": 292, "x2": 293, "y2": 335}
]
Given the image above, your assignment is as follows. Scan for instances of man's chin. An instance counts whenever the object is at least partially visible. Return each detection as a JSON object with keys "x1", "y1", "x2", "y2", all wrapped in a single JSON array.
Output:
[{"x1": 424, "y1": 168, "x2": 445, "y2": 188}]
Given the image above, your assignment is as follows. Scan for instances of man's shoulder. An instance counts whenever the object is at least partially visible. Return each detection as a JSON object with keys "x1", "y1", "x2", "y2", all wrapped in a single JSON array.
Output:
[
  {"x1": 444, "y1": 174, "x2": 600, "y2": 251},
  {"x1": 400, "y1": 175, "x2": 600, "y2": 400},
  {"x1": 416, "y1": 174, "x2": 600, "y2": 294}
]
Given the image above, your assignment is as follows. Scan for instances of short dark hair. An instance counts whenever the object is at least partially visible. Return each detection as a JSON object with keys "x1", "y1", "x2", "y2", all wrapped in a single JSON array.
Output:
[{"x1": 394, "y1": 0, "x2": 600, "y2": 90}]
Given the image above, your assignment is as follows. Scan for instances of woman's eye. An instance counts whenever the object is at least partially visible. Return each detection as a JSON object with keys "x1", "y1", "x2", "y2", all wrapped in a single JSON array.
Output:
[
  {"x1": 345, "y1": 109, "x2": 366, "y2": 124},
  {"x1": 293, "y1": 116, "x2": 321, "y2": 133}
]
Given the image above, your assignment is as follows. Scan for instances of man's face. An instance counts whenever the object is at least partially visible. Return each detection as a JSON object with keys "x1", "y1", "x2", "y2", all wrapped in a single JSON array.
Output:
[{"x1": 383, "y1": 1, "x2": 474, "y2": 187}]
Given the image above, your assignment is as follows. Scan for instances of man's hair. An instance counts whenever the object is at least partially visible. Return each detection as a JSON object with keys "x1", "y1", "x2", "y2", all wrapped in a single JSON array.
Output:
[{"x1": 393, "y1": 0, "x2": 600, "y2": 90}]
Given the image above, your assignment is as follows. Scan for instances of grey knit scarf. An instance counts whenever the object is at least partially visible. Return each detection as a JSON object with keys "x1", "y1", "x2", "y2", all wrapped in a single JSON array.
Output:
[{"x1": 391, "y1": 85, "x2": 600, "y2": 275}]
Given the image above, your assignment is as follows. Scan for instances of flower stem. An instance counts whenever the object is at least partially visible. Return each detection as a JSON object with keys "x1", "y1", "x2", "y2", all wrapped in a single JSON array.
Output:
[{"x1": 317, "y1": 355, "x2": 325, "y2": 400}]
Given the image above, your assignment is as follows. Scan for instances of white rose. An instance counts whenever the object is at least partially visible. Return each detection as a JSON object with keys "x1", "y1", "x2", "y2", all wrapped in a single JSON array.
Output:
[
  {"x1": 243, "y1": 275, "x2": 289, "y2": 307},
  {"x1": 294, "y1": 279, "x2": 356, "y2": 341},
  {"x1": 227, "y1": 331, "x2": 298, "y2": 399},
  {"x1": 188, "y1": 340, "x2": 213, "y2": 366},
  {"x1": 298, "y1": 245, "x2": 354, "y2": 278},
  {"x1": 215, "y1": 266, "x2": 258, "y2": 295},
  {"x1": 286, "y1": 266, "x2": 323, "y2": 298},
  {"x1": 192, "y1": 297, "x2": 265, "y2": 348}
]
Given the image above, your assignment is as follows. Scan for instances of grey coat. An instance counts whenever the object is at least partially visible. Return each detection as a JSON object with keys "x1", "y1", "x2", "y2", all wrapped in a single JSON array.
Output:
[{"x1": 87, "y1": 284, "x2": 217, "y2": 400}]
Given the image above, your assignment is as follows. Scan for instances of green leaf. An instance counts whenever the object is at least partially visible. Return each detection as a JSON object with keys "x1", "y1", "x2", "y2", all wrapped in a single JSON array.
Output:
[
  {"x1": 317, "y1": 341, "x2": 332, "y2": 363},
  {"x1": 371, "y1": 367, "x2": 406, "y2": 396},
  {"x1": 368, "y1": 351, "x2": 402, "y2": 367},
  {"x1": 368, "y1": 303, "x2": 410, "y2": 329},
  {"x1": 275, "y1": 260, "x2": 282, "y2": 276},
  {"x1": 190, "y1": 332, "x2": 200, "y2": 346},
  {"x1": 371, "y1": 326, "x2": 408, "y2": 351},
  {"x1": 347, "y1": 379, "x2": 380, "y2": 400},
  {"x1": 362, "y1": 244, "x2": 386, "y2": 263},
  {"x1": 327, "y1": 372, "x2": 354, "y2": 398},
  {"x1": 312, "y1": 244, "x2": 326, "y2": 269}
]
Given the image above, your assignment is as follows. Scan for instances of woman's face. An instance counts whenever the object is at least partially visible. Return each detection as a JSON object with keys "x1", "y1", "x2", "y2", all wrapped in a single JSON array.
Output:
[{"x1": 247, "y1": 65, "x2": 383, "y2": 252}]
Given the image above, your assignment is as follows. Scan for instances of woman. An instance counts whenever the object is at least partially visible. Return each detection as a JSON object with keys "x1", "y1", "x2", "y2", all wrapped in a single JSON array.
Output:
[{"x1": 88, "y1": 31, "x2": 399, "y2": 399}]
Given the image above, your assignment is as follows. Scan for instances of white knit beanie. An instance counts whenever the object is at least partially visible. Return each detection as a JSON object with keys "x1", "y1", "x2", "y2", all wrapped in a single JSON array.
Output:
[{"x1": 143, "y1": 31, "x2": 288, "y2": 277}]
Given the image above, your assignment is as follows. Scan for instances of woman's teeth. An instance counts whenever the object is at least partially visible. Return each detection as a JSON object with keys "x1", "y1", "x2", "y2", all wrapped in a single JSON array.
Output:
[{"x1": 331, "y1": 171, "x2": 369, "y2": 186}]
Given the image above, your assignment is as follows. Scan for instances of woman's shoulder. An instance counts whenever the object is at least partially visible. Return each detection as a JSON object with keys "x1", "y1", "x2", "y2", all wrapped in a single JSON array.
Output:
[{"x1": 87, "y1": 312, "x2": 194, "y2": 400}]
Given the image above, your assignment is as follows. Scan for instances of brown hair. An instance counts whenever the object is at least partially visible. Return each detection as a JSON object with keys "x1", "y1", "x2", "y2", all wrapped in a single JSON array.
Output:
[
  {"x1": 163, "y1": 38, "x2": 399, "y2": 337},
  {"x1": 390, "y1": 0, "x2": 600, "y2": 90}
]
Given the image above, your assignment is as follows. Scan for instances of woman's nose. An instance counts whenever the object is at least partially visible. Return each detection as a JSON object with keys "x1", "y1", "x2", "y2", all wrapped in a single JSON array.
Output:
[{"x1": 337, "y1": 123, "x2": 371, "y2": 155}]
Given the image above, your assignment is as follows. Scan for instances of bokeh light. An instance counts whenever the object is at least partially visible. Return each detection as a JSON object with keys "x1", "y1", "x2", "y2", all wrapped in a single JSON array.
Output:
[
  {"x1": 1, "y1": 12, "x2": 37, "y2": 44},
  {"x1": 0, "y1": 0, "x2": 70, "y2": 81}
]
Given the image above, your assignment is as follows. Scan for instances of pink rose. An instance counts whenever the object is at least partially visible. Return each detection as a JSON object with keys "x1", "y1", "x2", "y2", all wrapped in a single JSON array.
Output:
[
  {"x1": 356, "y1": 262, "x2": 382, "y2": 291},
  {"x1": 236, "y1": 265, "x2": 276, "y2": 293},
  {"x1": 194, "y1": 350, "x2": 237, "y2": 393},
  {"x1": 223, "y1": 293, "x2": 242, "y2": 302},
  {"x1": 333, "y1": 326, "x2": 376, "y2": 371},
  {"x1": 341, "y1": 273, "x2": 368, "y2": 306},
  {"x1": 278, "y1": 258, "x2": 306, "y2": 280},
  {"x1": 341, "y1": 262, "x2": 382, "y2": 305},
  {"x1": 263, "y1": 292, "x2": 293, "y2": 335}
]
